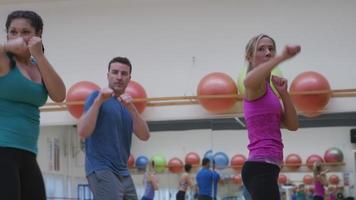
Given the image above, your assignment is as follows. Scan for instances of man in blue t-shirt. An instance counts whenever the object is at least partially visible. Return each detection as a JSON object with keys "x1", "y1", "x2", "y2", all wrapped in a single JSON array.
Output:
[
  {"x1": 77, "y1": 57, "x2": 150, "y2": 200},
  {"x1": 196, "y1": 158, "x2": 214, "y2": 200}
]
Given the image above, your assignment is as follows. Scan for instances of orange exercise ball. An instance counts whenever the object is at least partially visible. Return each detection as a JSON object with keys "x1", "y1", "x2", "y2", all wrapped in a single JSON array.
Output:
[
  {"x1": 67, "y1": 81, "x2": 100, "y2": 118},
  {"x1": 285, "y1": 153, "x2": 302, "y2": 170},
  {"x1": 306, "y1": 154, "x2": 324, "y2": 169},
  {"x1": 290, "y1": 71, "x2": 331, "y2": 117},
  {"x1": 128, "y1": 154, "x2": 135, "y2": 169},
  {"x1": 197, "y1": 72, "x2": 238, "y2": 113},
  {"x1": 230, "y1": 154, "x2": 246, "y2": 170},
  {"x1": 303, "y1": 174, "x2": 314, "y2": 185},
  {"x1": 124, "y1": 80, "x2": 147, "y2": 113},
  {"x1": 328, "y1": 175, "x2": 340, "y2": 185},
  {"x1": 168, "y1": 157, "x2": 184, "y2": 173},
  {"x1": 184, "y1": 152, "x2": 201, "y2": 167}
]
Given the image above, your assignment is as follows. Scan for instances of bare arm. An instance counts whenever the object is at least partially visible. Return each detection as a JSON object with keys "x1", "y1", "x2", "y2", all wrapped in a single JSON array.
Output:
[
  {"x1": 77, "y1": 88, "x2": 112, "y2": 140},
  {"x1": 0, "y1": 44, "x2": 10, "y2": 74},
  {"x1": 151, "y1": 174, "x2": 159, "y2": 191},
  {"x1": 119, "y1": 94, "x2": 150, "y2": 141},
  {"x1": 244, "y1": 45, "x2": 301, "y2": 100},
  {"x1": 28, "y1": 37, "x2": 66, "y2": 102},
  {"x1": 272, "y1": 76, "x2": 299, "y2": 131}
]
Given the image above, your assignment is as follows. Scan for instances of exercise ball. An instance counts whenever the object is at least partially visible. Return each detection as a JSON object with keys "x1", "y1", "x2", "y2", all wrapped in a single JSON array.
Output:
[
  {"x1": 67, "y1": 81, "x2": 100, "y2": 118},
  {"x1": 328, "y1": 175, "x2": 340, "y2": 185},
  {"x1": 238, "y1": 66, "x2": 283, "y2": 96},
  {"x1": 128, "y1": 154, "x2": 135, "y2": 169},
  {"x1": 303, "y1": 174, "x2": 314, "y2": 185},
  {"x1": 197, "y1": 72, "x2": 238, "y2": 113},
  {"x1": 185, "y1": 152, "x2": 201, "y2": 166},
  {"x1": 230, "y1": 154, "x2": 246, "y2": 170},
  {"x1": 124, "y1": 80, "x2": 147, "y2": 113},
  {"x1": 203, "y1": 150, "x2": 214, "y2": 161},
  {"x1": 278, "y1": 174, "x2": 288, "y2": 185},
  {"x1": 285, "y1": 153, "x2": 302, "y2": 170},
  {"x1": 168, "y1": 157, "x2": 184, "y2": 173},
  {"x1": 324, "y1": 147, "x2": 344, "y2": 163},
  {"x1": 306, "y1": 154, "x2": 324, "y2": 169},
  {"x1": 135, "y1": 155, "x2": 149, "y2": 171},
  {"x1": 290, "y1": 71, "x2": 331, "y2": 117},
  {"x1": 151, "y1": 154, "x2": 166, "y2": 173},
  {"x1": 213, "y1": 152, "x2": 229, "y2": 169}
]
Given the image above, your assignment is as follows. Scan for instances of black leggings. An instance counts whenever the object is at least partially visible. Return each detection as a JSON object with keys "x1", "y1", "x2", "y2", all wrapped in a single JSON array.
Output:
[
  {"x1": 241, "y1": 161, "x2": 280, "y2": 200},
  {"x1": 176, "y1": 190, "x2": 186, "y2": 200},
  {"x1": 0, "y1": 147, "x2": 46, "y2": 200}
]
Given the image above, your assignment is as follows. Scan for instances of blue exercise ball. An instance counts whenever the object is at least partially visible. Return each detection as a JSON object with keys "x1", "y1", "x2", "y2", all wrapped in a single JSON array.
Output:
[
  {"x1": 213, "y1": 152, "x2": 229, "y2": 169},
  {"x1": 135, "y1": 155, "x2": 149, "y2": 171}
]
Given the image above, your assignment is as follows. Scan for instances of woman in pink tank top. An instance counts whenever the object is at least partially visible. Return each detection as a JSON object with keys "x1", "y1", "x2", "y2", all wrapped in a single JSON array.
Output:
[
  {"x1": 241, "y1": 34, "x2": 300, "y2": 200},
  {"x1": 312, "y1": 161, "x2": 328, "y2": 200}
]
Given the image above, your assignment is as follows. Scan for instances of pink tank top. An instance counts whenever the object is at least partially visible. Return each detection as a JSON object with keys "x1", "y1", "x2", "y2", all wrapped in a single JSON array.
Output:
[
  {"x1": 243, "y1": 82, "x2": 283, "y2": 165},
  {"x1": 314, "y1": 180, "x2": 325, "y2": 197}
]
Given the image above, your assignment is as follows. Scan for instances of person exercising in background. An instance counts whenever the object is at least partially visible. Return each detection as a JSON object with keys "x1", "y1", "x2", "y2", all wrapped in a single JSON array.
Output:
[{"x1": 176, "y1": 164, "x2": 194, "y2": 200}]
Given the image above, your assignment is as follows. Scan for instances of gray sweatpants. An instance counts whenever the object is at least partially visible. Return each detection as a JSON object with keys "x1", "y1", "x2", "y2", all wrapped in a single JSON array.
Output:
[{"x1": 87, "y1": 170, "x2": 138, "y2": 200}]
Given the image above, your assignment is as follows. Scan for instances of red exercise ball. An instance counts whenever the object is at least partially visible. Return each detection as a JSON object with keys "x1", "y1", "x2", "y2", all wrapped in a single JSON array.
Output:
[
  {"x1": 278, "y1": 174, "x2": 288, "y2": 185},
  {"x1": 324, "y1": 147, "x2": 344, "y2": 163},
  {"x1": 230, "y1": 154, "x2": 246, "y2": 170},
  {"x1": 184, "y1": 152, "x2": 201, "y2": 167},
  {"x1": 197, "y1": 72, "x2": 238, "y2": 113},
  {"x1": 303, "y1": 174, "x2": 314, "y2": 185},
  {"x1": 285, "y1": 153, "x2": 302, "y2": 170},
  {"x1": 128, "y1": 154, "x2": 135, "y2": 169},
  {"x1": 289, "y1": 71, "x2": 331, "y2": 117},
  {"x1": 168, "y1": 157, "x2": 184, "y2": 173},
  {"x1": 328, "y1": 175, "x2": 340, "y2": 185},
  {"x1": 306, "y1": 154, "x2": 324, "y2": 169},
  {"x1": 124, "y1": 80, "x2": 147, "y2": 113},
  {"x1": 67, "y1": 81, "x2": 100, "y2": 118}
]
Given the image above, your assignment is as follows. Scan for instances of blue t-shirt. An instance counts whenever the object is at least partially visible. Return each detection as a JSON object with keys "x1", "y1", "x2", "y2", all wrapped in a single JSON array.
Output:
[
  {"x1": 0, "y1": 65, "x2": 48, "y2": 154},
  {"x1": 196, "y1": 168, "x2": 213, "y2": 197},
  {"x1": 212, "y1": 170, "x2": 220, "y2": 198},
  {"x1": 84, "y1": 91, "x2": 133, "y2": 176}
]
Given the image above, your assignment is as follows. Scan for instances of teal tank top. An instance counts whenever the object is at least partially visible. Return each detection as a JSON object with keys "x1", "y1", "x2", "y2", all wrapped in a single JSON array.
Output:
[{"x1": 0, "y1": 65, "x2": 48, "y2": 154}]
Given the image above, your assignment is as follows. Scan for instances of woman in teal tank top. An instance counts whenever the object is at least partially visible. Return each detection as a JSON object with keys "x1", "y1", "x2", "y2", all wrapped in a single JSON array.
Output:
[{"x1": 0, "y1": 10, "x2": 66, "y2": 200}]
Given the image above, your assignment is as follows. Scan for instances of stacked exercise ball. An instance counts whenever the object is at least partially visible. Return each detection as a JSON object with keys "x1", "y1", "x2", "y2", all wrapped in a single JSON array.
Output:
[
  {"x1": 135, "y1": 156, "x2": 149, "y2": 171},
  {"x1": 168, "y1": 157, "x2": 184, "y2": 173},
  {"x1": 151, "y1": 154, "x2": 166, "y2": 173},
  {"x1": 324, "y1": 147, "x2": 344, "y2": 163},
  {"x1": 285, "y1": 153, "x2": 302, "y2": 170},
  {"x1": 306, "y1": 154, "x2": 324, "y2": 169},
  {"x1": 185, "y1": 152, "x2": 201, "y2": 166},
  {"x1": 124, "y1": 80, "x2": 147, "y2": 113},
  {"x1": 197, "y1": 72, "x2": 238, "y2": 113},
  {"x1": 67, "y1": 81, "x2": 100, "y2": 118},
  {"x1": 290, "y1": 71, "x2": 331, "y2": 117}
]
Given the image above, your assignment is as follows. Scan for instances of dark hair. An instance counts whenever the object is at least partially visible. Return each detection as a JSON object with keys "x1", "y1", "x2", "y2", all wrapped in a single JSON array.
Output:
[
  {"x1": 202, "y1": 157, "x2": 210, "y2": 166},
  {"x1": 184, "y1": 163, "x2": 192, "y2": 172},
  {"x1": 108, "y1": 57, "x2": 132, "y2": 73},
  {"x1": 6, "y1": 10, "x2": 43, "y2": 35}
]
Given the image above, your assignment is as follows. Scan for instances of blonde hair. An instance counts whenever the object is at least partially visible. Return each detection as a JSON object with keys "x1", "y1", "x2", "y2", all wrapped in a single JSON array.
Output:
[
  {"x1": 312, "y1": 160, "x2": 323, "y2": 177},
  {"x1": 245, "y1": 34, "x2": 276, "y2": 72}
]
